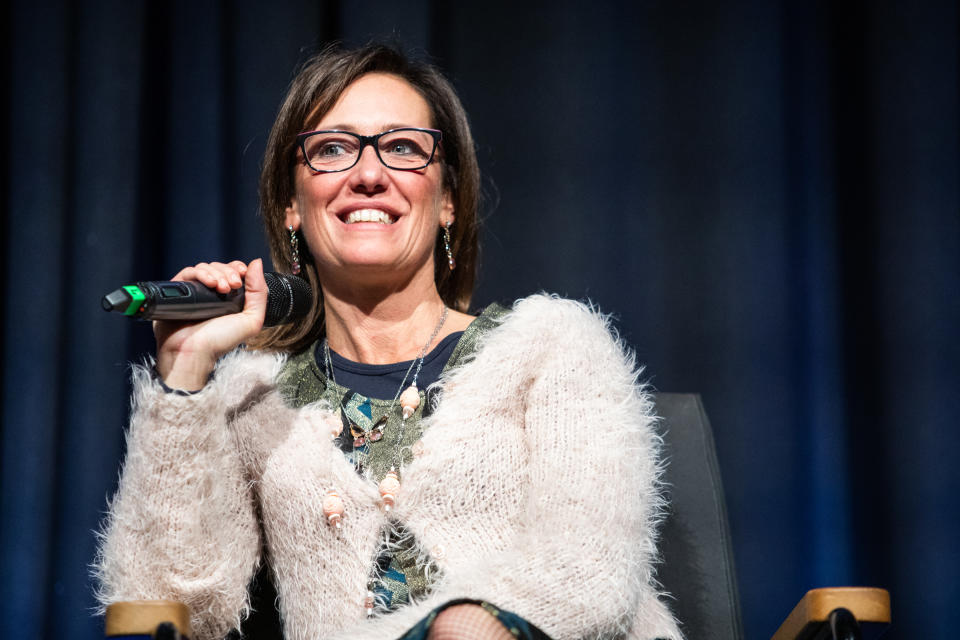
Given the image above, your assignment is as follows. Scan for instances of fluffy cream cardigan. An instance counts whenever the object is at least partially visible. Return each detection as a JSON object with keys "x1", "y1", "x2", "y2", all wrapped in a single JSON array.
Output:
[{"x1": 95, "y1": 295, "x2": 683, "y2": 640}]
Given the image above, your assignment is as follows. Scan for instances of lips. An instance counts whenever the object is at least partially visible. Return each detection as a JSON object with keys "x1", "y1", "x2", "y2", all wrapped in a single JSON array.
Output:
[{"x1": 340, "y1": 209, "x2": 397, "y2": 224}]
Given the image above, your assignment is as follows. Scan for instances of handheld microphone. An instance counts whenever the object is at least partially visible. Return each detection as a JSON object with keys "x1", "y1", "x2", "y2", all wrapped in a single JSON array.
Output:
[{"x1": 101, "y1": 272, "x2": 312, "y2": 327}]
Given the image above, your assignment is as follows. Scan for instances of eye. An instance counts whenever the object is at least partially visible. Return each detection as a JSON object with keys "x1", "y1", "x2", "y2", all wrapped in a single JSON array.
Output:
[
  {"x1": 379, "y1": 131, "x2": 432, "y2": 160},
  {"x1": 303, "y1": 133, "x2": 359, "y2": 166},
  {"x1": 385, "y1": 139, "x2": 421, "y2": 155},
  {"x1": 318, "y1": 142, "x2": 348, "y2": 157}
]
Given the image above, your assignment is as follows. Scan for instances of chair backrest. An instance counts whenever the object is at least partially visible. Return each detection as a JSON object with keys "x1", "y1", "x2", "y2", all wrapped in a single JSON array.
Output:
[{"x1": 653, "y1": 393, "x2": 744, "y2": 640}]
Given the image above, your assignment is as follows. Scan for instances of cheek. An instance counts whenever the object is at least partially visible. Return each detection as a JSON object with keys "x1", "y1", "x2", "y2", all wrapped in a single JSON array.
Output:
[
  {"x1": 407, "y1": 174, "x2": 447, "y2": 217},
  {"x1": 297, "y1": 177, "x2": 347, "y2": 227},
  {"x1": 300, "y1": 178, "x2": 334, "y2": 206}
]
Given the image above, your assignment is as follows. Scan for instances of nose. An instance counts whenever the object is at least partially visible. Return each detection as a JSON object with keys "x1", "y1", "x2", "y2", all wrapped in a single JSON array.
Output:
[{"x1": 347, "y1": 144, "x2": 387, "y2": 194}]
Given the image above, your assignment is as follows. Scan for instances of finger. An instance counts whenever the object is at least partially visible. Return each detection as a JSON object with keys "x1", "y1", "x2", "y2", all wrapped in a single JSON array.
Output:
[
  {"x1": 204, "y1": 261, "x2": 246, "y2": 291},
  {"x1": 224, "y1": 261, "x2": 248, "y2": 288},
  {"x1": 241, "y1": 258, "x2": 268, "y2": 331},
  {"x1": 175, "y1": 262, "x2": 221, "y2": 290},
  {"x1": 171, "y1": 262, "x2": 243, "y2": 291},
  {"x1": 199, "y1": 262, "x2": 235, "y2": 293},
  {"x1": 171, "y1": 266, "x2": 198, "y2": 283}
]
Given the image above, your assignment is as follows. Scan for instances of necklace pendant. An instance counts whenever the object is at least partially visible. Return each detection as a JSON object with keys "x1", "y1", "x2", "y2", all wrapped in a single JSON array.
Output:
[
  {"x1": 399, "y1": 384, "x2": 420, "y2": 420},
  {"x1": 350, "y1": 416, "x2": 387, "y2": 448},
  {"x1": 378, "y1": 468, "x2": 401, "y2": 512}
]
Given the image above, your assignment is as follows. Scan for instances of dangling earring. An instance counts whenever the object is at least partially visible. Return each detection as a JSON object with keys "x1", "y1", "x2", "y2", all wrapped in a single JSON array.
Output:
[
  {"x1": 289, "y1": 225, "x2": 301, "y2": 275},
  {"x1": 443, "y1": 221, "x2": 455, "y2": 271}
]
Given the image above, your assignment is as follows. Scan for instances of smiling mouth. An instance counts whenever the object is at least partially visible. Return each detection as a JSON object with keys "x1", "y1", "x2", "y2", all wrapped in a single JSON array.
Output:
[{"x1": 342, "y1": 209, "x2": 396, "y2": 224}]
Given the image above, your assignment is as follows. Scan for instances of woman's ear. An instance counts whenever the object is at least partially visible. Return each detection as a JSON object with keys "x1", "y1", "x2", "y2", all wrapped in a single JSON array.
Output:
[
  {"x1": 285, "y1": 199, "x2": 301, "y2": 231},
  {"x1": 440, "y1": 190, "x2": 455, "y2": 227}
]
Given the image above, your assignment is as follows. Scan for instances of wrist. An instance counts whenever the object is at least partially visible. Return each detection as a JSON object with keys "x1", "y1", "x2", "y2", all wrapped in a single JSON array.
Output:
[
  {"x1": 156, "y1": 350, "x2": 217, "y2": 392},
  {"x1": 150, "y1": 365, "x2": 210, "y2": 396}
]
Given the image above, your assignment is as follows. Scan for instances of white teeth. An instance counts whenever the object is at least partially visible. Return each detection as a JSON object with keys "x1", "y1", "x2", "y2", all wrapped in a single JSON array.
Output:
[{"x1": 345, "y1": 209, "x2": 395, "y2": 224}]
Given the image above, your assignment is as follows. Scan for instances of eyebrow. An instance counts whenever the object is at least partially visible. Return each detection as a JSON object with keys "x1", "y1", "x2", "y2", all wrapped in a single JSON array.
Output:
[{"x1": 316, "y1": 123, "x2": 421, "y2": 133}]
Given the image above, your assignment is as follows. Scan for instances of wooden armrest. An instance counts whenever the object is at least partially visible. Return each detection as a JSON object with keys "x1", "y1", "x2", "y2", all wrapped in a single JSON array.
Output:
[
  {"x1": 771, "y1": 587, "x2": 890, "y2": 640},
  {"x1": 105, "y1": 600, "x2": 191, "y2": 637}
]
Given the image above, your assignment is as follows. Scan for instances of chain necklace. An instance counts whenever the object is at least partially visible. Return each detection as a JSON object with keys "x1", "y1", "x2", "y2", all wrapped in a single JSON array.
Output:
[
  {"x1": 323, "y1": 305, "x2": 449, "y2": 511},
  {"x1": 321, "y1": 305, "x2": 448, "y2": 617}
]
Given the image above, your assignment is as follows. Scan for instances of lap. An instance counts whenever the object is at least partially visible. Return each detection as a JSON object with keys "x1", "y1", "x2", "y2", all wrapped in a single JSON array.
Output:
[{"x1": 397, "y1": 599, "x2": 554, "y2": 640}]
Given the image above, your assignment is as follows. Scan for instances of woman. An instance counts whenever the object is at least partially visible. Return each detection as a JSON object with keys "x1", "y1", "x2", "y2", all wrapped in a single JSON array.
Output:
[{"x1": 95, "y1": 45, "x2": 682, "y2": 640}]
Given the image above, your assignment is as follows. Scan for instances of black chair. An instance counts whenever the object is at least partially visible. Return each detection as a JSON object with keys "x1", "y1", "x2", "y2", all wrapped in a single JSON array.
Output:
[
  {"x1": 653, "y1": 393, "x2": 890, "y2": 640},
  {"x1": 655, "y1": 392, "x2": 744, "y2": 639}
]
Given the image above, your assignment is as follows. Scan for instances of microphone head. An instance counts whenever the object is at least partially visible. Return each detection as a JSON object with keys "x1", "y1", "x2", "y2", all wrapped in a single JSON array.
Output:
[{"x1": 262, "y1": 273, "x2": 313, "y2": 327}]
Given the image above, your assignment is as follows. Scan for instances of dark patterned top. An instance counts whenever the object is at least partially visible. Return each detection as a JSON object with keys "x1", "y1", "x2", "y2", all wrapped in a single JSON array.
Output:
[{"x1": 276, "y1": 304, "x2": 508, "y2": 612}]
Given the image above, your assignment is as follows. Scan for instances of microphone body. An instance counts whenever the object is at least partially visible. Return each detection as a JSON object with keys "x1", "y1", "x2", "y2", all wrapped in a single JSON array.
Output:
[{"x1": 101, "y1": 272, "x2": 312, "y2": 327}]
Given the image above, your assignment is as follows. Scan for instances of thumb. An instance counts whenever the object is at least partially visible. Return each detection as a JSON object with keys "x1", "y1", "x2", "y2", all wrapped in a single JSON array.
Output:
[{"x1": 243, "y1": 258, "x2": 268, "y2": 329}]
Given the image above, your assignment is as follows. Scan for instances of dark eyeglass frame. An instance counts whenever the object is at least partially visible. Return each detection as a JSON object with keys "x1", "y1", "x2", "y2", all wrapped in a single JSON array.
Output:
[{"x1": 295, "y1": 127, "x2": 443, "y2": 173}]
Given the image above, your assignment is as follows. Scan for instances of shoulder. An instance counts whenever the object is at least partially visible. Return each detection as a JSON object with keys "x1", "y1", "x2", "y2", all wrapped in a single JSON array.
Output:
[
  {"x1": 471, "y1": 295, "x2": 658, "y2": 446},
  {"x1": 507, "y1": 294, "x2": 619, "y2": 337},
  {"x1": 453, "y1": 294, "x2": 637, "y2": 386},
  {"x1": 483, "y1": 294, "x2": 627, "y2": 358}
]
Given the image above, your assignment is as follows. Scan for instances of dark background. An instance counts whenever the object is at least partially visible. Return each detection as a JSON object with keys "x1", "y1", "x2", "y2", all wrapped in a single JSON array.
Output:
[{"x1": 1, "y1": 1, "x2": 957, "y2": 638}]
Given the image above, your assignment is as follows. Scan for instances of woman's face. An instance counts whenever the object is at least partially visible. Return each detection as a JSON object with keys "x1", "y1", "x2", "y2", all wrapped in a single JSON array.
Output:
[{"x1": 286, "y1": 72, "x2": 453, "y2": 290}]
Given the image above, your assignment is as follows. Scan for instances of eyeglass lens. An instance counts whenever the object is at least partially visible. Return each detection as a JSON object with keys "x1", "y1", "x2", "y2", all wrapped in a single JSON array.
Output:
[{"x1": 302, "y1": 129, "x2": 436, "y2": 171}]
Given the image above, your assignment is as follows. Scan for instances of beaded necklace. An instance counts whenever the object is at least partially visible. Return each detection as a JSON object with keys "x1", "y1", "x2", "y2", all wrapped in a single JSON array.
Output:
[{"x1": 323, "y1": 306, "x2": 448, "y2": 511}]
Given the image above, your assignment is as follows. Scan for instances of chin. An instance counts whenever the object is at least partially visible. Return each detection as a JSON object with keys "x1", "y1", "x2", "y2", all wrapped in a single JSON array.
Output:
[{"x1": 337, "y1": 256, "x2": 405, "y2": 275}]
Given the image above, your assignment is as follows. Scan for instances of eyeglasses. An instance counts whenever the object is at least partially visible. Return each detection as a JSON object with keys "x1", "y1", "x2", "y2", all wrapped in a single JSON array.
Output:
[{"x1": 296, "y1": 127, "x2": 442, "y2": 173}]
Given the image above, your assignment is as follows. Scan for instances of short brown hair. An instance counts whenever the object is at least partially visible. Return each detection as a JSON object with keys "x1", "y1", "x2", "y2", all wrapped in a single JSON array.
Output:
[{"x1": 250, "y1": 43, "x2": 481, "y2": 353}]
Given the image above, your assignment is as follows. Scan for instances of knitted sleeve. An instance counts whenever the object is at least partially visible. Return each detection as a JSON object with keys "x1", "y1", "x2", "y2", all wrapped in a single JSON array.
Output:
[
  {"x1": 94, "y1": 352, "x2": 277, "y2": 640},
  {"x1": 328, "y1": 297, "x2": 682, "y2": 640}
]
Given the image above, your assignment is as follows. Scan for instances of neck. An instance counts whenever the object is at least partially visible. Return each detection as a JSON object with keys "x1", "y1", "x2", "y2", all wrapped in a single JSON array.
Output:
[{"x1": 321, "y1": 273, "x2": 448, "y2": 365}]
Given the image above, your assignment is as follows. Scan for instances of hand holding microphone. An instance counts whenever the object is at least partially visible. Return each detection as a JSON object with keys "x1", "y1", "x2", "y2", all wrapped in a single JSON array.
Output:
[{"x1": 102, "y1": 259, "x2": 312, "y2": 391}]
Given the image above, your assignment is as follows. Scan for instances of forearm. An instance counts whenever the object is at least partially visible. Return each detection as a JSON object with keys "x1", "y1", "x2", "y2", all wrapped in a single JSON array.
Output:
[{"x1": 95, "y1": 364, "x2": 260, "y2": 640}]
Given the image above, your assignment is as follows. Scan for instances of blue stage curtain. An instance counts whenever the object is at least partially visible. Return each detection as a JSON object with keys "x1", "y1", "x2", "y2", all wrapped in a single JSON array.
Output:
[{"x1": 1, "y1": 1, "x2": 956, "y2": 638}]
